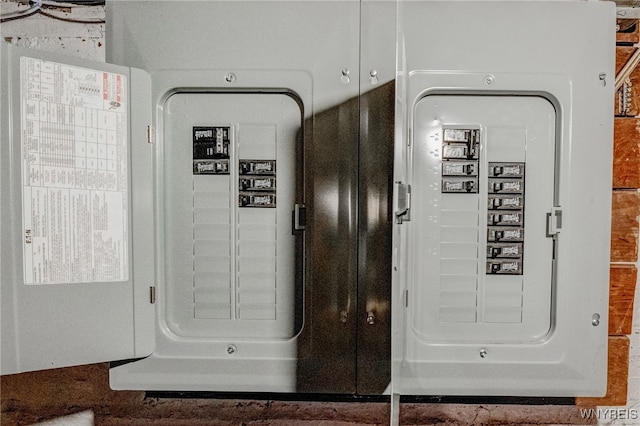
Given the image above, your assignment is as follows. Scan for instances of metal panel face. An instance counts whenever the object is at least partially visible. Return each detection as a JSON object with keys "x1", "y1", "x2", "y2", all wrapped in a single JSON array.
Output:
[
  {"x1": 0, "y1": 43, "x2": 154, "y2": 375},
  {"x1": 356, "y1": 0, "x2": 397, "y2": 395},
  {"x1": 392, "y1": 0, "x2": 615, "y2": 397},
  {"x1": 108, "y1": 0, "x2": 363, "y2": 394},
  {"x1": 410, "y1": 95, "x2": 555, "y2": 344},
  {"x1": 162, "y1": 92, "x2": 301, "y2": 341}
]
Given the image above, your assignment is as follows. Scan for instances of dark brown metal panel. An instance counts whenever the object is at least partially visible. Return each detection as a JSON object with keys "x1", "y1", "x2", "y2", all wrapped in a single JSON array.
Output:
[
  {"x1": 356, "y1": 82, "x2": 394, "y2": 395},
  {"x1": 296, "y1": 95, "x2": 360, "y2": 394}
]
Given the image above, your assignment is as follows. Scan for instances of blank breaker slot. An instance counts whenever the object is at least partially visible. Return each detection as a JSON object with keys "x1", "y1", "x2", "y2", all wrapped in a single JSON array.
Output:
[{"x1": 486, "y1": 162, "x2": 525, "y2": 275}]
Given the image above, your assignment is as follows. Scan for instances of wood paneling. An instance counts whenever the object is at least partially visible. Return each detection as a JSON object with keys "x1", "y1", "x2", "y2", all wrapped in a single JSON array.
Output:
[
  {"x1": 617, "y1": 19, "x2": 640, "y2": 44},
  {"x1": 576, "y1": 336, "x2": 630, "y2": 407},
  {"x1": 609, "y1": 265, "x2": 638, "y2": 336},
  {"x1": 610, "y1": 190, "x2": 640, "y2": 262},
  {"x1": 616, "y1": 47, "x2": 636, "y2": 76},
  {"x1": 613, "y1": 119, "x2": 640, "y2": 189}
]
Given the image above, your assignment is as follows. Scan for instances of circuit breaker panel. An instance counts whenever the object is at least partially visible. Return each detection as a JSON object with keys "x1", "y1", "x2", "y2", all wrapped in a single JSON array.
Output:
[
  {"x1": 410, "y1": 95, "x2": 555, "y2": 344},
  {"x1": 393, "y1": 0, "x2": 614, "y2": 397},
  {"x1": 163, "y1": 93, "x2": 300, "y2": 341}
]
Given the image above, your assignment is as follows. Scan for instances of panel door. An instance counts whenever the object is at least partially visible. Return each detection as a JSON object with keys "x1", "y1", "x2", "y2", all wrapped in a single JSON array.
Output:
[
  {"x1": 392, "y1": 0, "x2": 614, "y2": 397},
  {"x1": 0, "y1": 43, "x2": 154, "y2": 375}
]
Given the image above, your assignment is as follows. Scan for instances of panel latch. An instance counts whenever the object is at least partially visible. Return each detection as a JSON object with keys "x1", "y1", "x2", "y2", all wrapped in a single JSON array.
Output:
[
  {"x1": 394, "y1": 182, "x2": 411, "y2": 224},
  {"x1": 546, "y1": 207, "x2": 562, "y2": 237},
  {"x1": 146, "y1": 125, "x2": 155, "y2": 144},
  {"x1": 293, "y1": 204, "x2": 306, "y2": 231}
]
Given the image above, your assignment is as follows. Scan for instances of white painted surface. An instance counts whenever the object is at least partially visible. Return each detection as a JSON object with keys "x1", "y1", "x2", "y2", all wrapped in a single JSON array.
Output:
[{"x1": 0, "y1": 2, "x2": 105, "y2": 61}]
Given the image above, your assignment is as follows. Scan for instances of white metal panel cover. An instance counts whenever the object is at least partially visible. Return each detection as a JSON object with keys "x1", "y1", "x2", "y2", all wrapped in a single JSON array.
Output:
[
  {"x1": 0, "y1": 43, "x2": 154, "y2": 374},
  {"x1": 392, "y1": 0, "x2": 615, "y2": 396}
]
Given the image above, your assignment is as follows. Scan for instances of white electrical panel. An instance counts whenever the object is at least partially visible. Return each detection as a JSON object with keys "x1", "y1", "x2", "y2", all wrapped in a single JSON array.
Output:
[
  {"x1": 392, "y1": 1, "x2": 615, "y2": 397},
  {"x1": 1, "y1": 0, "x2": 615, "y2": 399}
]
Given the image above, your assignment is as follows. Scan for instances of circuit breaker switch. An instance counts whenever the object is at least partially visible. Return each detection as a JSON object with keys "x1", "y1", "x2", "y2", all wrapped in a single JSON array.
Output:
[
  {"x1": 488, "y1": 227, "x2": 524, "y2": 242},
  {"x1": 239, "y1": 160, "x2": 276, "y2": 175},
  {"x1": 442, "y1": 178, "x2": 478, "y2": 193},
  {"x1": 488, "y1": 212, "x2": 523, "y2": 226},
  {"x1": 239, "y1": 193, "x2": 277, "y2": 208},
  {"x1": 442, "y1": 162, "x2": 478, "y2": 176},
  {"x1": 240, "y1": 177, "x2": 276, "y2": 191},
  {"x1": 489, "y1": 163, "x2": 524, "y2": 177},
  {"x1": 489, "y1": 195, "x2": 523, "y2": 209},
  {"x1": 487, "y1": 243, "x2": 523, "y2": 258},
  {"x1": 443, "y1": 144, "x2": 469, "y2": 159},
  {"x1": 487, "y1": 259, "x2": 523, "y2": 275},
  {"x1": 490, "y1": 179, "x2": 523, "y2": 193}
]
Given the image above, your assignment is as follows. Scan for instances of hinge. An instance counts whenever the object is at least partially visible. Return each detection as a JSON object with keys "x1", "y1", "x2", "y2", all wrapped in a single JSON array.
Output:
[
  {"x1": 146, "y1": 125, "x2": 154, "y2": 144},
  {"x1": 394, "y1": 182, "x2": 411, "y2": 224},
  {"x1": 150, "y1": 286, "x2": 156, "y2": 304},
  {"x1": 546, "y1": 207, "x2": 562, "y2": 237}
]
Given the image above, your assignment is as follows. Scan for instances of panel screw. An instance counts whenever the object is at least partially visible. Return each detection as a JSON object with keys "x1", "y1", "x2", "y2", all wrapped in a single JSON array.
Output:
[
  {"x1": 479, "y1": 348, "x2": 488, "y2": 358},
  {"x1": 366, "y1": 312, "x2": 375, "y2": 325},
  {"x1": 592, "y1": 313, "x2": 601, "y2": 327},
  {"x1": 341, "y1": 68, "x2": 350, "y2": 84},
  {"x1": 227, "y1": 344, "x2": 237, "y2": 354},
  {"x1": 599, "y1": 73, "x2": 607, "y2": 87},
  {"x1": 484, "y1": 75, "x2": 495, "y2": 85},
  {"x1": 369, "y1": 69, "x2": 379, "y2": 85},
  {"x1": 225, "y1": 73, "x2": 236, "y2": 83}
]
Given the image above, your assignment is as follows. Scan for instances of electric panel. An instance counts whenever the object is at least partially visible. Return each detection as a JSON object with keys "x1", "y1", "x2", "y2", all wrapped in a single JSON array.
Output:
[{"x1": 392, "y1": 0, "x2": 614, "y2": 398}]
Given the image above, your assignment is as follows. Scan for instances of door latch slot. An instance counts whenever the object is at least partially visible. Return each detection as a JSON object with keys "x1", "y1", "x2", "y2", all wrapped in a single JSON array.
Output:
[
  {"x1": 394, "y1": 182, "x2": 411, "y2": 224},
  {"x1": 546, "y1": 207, "x2": 562, "y2": 237},
  {"x1": 293, "y1": 204, "x2": 306, "y2": 231}
]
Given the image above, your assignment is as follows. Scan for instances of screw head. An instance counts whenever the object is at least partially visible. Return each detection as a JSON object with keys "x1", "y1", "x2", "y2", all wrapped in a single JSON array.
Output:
[
  {"x1": 592, "y1": 313, "x2": 601, "y2": 327},
  {"x1": 598, "y1": 73, "x2": 607, "y2": 87},
  {"x1": 227, "y1": 344, "x2": 237, "y2": 355},
  {"x1": 340, "y1": 69, "x2": 351, "y2": 84},
  {"x1": 484, "y1": 75, "x2": 495, "y2": 85},
  {"x1": 225, "y1": 73, "x2": 236, "y2": 83},
  {"x1": 479, "y1": 348, "x2": 488, "y2": 358}
]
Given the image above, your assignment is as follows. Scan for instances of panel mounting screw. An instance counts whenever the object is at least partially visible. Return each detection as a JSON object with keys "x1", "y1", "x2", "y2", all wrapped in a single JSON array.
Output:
[
  {"x1": 484, "y1": 75, "x2": 495, "y2": 85},
  {"x1": 592, "y1": 313, "x2": 601, "y2": 327},
  {"x1": 227, "y1": 344, "x2": 237, "y2": 355},
  {"x1": 225, "y1": 73, "x2": 236, "y2": 83},
  {"x1": 479, "y1": 348, "x2": 488, "y2": 358},
  {"x1": 599, "y1": 73, "x2": 607, "y2": 87},
  {"x1": 369, "y1": 69, "x2": 379, "y2": 85},
  {"x1": 341, "y1": 68, "x2": 351, "y2": 84}
]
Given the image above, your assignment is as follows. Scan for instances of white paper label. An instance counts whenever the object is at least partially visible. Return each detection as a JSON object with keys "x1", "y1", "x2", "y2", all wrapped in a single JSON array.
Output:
[{"x1": 20, "y1": 57, "x2": 128, "y2": 284}]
